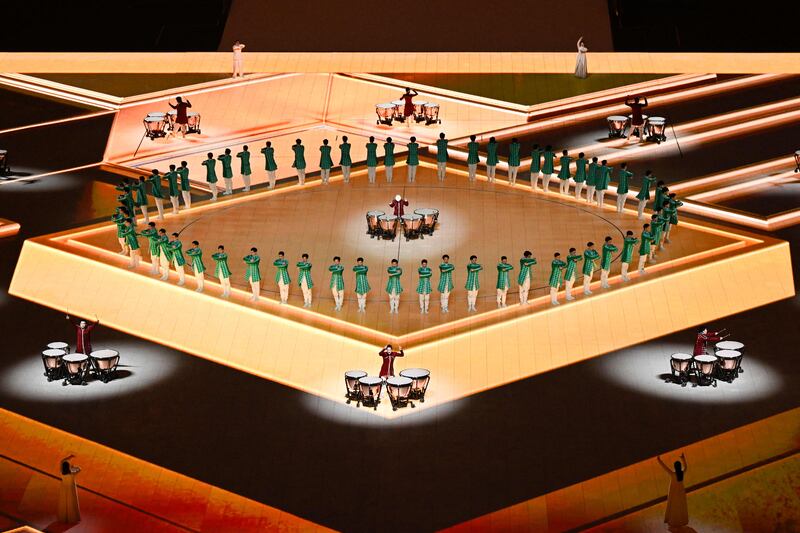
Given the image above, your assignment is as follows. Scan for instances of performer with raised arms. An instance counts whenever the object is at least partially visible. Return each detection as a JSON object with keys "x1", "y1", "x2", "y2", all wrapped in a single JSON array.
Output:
[{"x1": 140, "y1": 221, "x2": 160, "y2": 275}]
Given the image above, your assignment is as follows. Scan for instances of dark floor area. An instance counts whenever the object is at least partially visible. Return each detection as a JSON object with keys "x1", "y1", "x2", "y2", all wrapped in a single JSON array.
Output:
[
  {"x1": 26, "y1": 74, "x2": 232, "y2": 98},
  {"x1": 715, "y1": 181, "x2": 800, "y2": 217},
  {"x1": 0, "y1": 87, "x2": 100, "y2": 131}
]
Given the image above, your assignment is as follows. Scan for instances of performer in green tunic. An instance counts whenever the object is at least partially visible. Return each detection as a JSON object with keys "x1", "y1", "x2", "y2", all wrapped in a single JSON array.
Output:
[
  {"x1": 595, "y1": 160, "x2": 613, "y2": 208},
  {"x1": 530, "y1": 143, "x2": 542, "y2": 190},
  {"x1": 564, "y1": 247, "x2": 583, "y2": 301},
  {"x1": 273, "y1": 251, "x2": 291, "y2": 304},
  {"x1": 353, "y1": 257, "x2": 370, "y2": 312},
  {"x1": 292, "y1": 139, "x2": 307, "y2": 185},
  {"x1": 169, "y1": 233, "x2": 187, "y2": 286},
  {"x1": 236, "y1": 145, "x2": 252, "y2": 191},
  {"x1": 465, "y1": 255, "x2": 483, "y2": 311},
  {"x1": 383, "y1": 137, "x2": 396, "y2": 183},
  {"x1": 297, "y1": 253, "x2": 314, "y2": 307},
  {"x1": 665, "y1": 193, "x2": 684, "y2": 243},
  {"x1": 212, "y1": 245, "x2": 232, "y2": 297},
  {"x1": 435, "y1": 133, "x2": 448, "y2": 181},
  {"x1": 600, "y1": 236, "x2": 618, "y2": 289},
  {"x1": 582, "y1": 242, "x2": 600, "y2": 295},
  {"x1": 261, "y1": 141, "x2": 278, "y2": 189},
  {"x1": 202, "y1": 153, "x2": 219, "y2": 201},
  {"x1": 495, "y1": 256, "x2": 514, "y2": 307},
  {"x1": 140, "y1": 221, "x2": 161, "y2": 275},
  {"x1": 636, "y1": 170, "x2": 655, "y2": 219},
  {"x1": 178, "y1": 161, "x2": 192, "y2": 208},
  {"x1": 120, "y1": 219, "x2": 141, "y2": 269},
  {"x1": 243, "y1": 247, "x2": 261, "y2": 301},
  {"x1": 637, "y1": 223, "x2": 654, "y2": 274},
  {"x1": 218, "y1": 148, "x2": 234, "y2": 195},
  {"x1": 586, "y1": 156, "x2": 599, "y2": 204},
  {"x1": 616, "y1": 162, "x2": 633, "y2": 213},
  {"x1": 517, "y1": 250, "x2": 537, "y2": 304},
  {"x1": 407, "y1": 136, "x2": 420, "y2": 182},
  {"x1": 339, "y1": 136, "x2": 353, "y2": 183},
  {"x1": 650, "y1": 212, "x2": 664, "y2": 261},
  {"x1": 116, "y1": 179, "x2": 136, "y2": 223},
  {"x1": 557, "y1": 149, "x2": 573, "y2": 195},
  {"x1": 133, "y1": 176, "x2": 150, "y2": 223},
  {"x1": 165, "y1": 164, "x2": 181, "y2": 214},
  {"x1": 186, "y1": 240, "x2": 206, "y2": 292},
  {"x1": 157, "y1": 229, "x2": 173, "y2": 281},
  {"x1": 147, "y1": 170, "x2": 167, "y2": 219},
  {"x1": 486, "y1": 137, "x2": 499, "y2": 183},
  {"x1": 416, "y1": 259, "x2": 433, "y2": 313},
  {"x1": 507, "y1": 138, "x2": 521, "y2": 186},
  {"x1": 619, "y1": 230, "x2": 639, "y2": 281},
  {"x1": 548, "y1": 252, "x2": 567, "y2": 305},
  {"x1": 573, "y1": 152, "x2": 587, "y2": 200},
  {"x1": 653, "y1": 181, "x2": 667, "y2": 214},
  {"x1": 366, "y1": 136, "x2": 378, "y2": 184},
  {"x1": 386, "y1": 259, "x2": 403, "y2": 314},
  {"x1": 328, "y1": 256, "x2": 345, "y2": 310},
  {"x1": 438, "y1": 254, "x2": 455, "y2": 312},
  {"x1": 112, "y1": 208, "x2": 129, "y2": 255},
  {"x1": 319, "y1": 139, "x2": 333, "y2": 184},
  {"x1": 466, "y1": 135, "x2": 480, "y2": 182},
  {"x1": 541, "y1": 145, "x2": 555, "y2": 192}
]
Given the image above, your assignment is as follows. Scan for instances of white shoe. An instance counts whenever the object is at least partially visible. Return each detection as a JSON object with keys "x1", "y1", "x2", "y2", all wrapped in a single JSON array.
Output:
[
  {"x1": 584, "y1": 289, "x2": 592, "y2": 295},
  {"x1": 177, "y1": 280, "x2": 185, "y2": 286},
  {"x1": 622, "y1": 276, "x2": 630, "y2": 282},
  {"x1": 195, "y1": 287, "x2": 203, "y2": 292},
  {"x1": 551, "y1": 299, "x2": 559, "y2": 306},
  {"x1": 639, "y1": 268, "x2": 645, "y2": 274},
  {"x1": 566, "y1": 295, "x2": 574, "y2": 301}
]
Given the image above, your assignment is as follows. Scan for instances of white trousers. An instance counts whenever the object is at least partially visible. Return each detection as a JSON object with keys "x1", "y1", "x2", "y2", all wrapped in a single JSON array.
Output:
[
  {"x1": 117, "y1": 238, "x2": 128, "y2": 255},
  {"x1": 518, "y1": 278, "x2": 531, "y2": 304},
  {"x1": 621, "y1": 262, "x2": 630, "y2": 280},
  {"x1": 583, "y1": 271, "x2": 594, "y2": 294},
  {"x1": 139, "y1": 205, "x2": 150, "y2": 223},
  {"x1": 233, "y1": 59, "x2": 243, "y2": 77},
  {"x1": 128, "y1": 248, "x2": 141, "y2": 268},
  {"x1": 389, "y1": 290, "x2": 400, "y2": 312},
  {"x1": 467, "y1": 163, "x2": 477, "y2": 182},
  {"x1": 301, "y1": 279, "x2": 312, "y2": 305},
  {"x1": 223, "y1": 178, "x2": 233, "y2": 194},
  {"x1": 154, "y1": 198, "x2": 165, "y2": 220},
  {"x1": 194, "y1": 270, "x2": 204, "y2": 292},
  {"x1": 508, "y1": 166, "x2": 519, "y2": 185},
  {"x1": 616, "y1": 193, "x2": 628, "y2": 213},
  {"x1": 596, "y1": 190, "x2": 606, "y2": 207},
  {"x1": 267, "y1": 170, "x2": 276, "y2": 189},
  {"x1": 342, "y1": 166, "x2": 351, "y2": 183},
  {"x1": 565, "y1": 278, "x2": 575, "y2": 300},
  {"x1": 638, "y1": 255, "x2": 647, "y2": 273},
  {"x1": 386, "y1": 166, "x2": 394, "y2": 183},
  {"x1": 586, "y1": 185, "x2": 596, "y2": 204},
  {"x1": 321, "y1": 169, "x2": 331, "y2": 184},
  {"x1": 220, "y1": 276, "x2": 231, "y2": 297},
  {"x1": 440, "y1": 290, "x2": 450, "y2": 310},
  {"x1": 496, "y1": 288, "x2": 508, "y2": 306},
  {"x1": 407, "y1": 164, "x2": 418, "y2": 182},
  {"x1": 173, "y1": 261, "x2": 185, "y2": 285},
  {"x1": 297, "y1": 169, "x2": 306, "y2": 185},
  {"x1": 418, "y1": 293, "x2": 430, "y2": 312},
  {"x1": 332, "y1": 288, "x2": 344, "y2": 309},
  {"x1": 487, "y1": 165, "x2": 496, "y2": 182},
  {"x1": 242, "y1": 173, "x2": 251, "y2": 191},
  {"x1": 357, "y1": 293, "x2": 367, "y2": 310},
  {"x1": 574, "y1": 182, "x2": 585, "y2": 200},
  {"x1": 542, "y1": 173, "x2": 552, "y2": 191},
  {"x1": 170, "y1": 195, "x2": 180, "y2": 214},
  {"x1": 559, "y1": 179, "x2": 570, "y2": 194},
  {"x1": 149, "y1": 250, "x2": 159, "y2": 274},
  {"x1": 159, "y1": 253, "x2": 170, "y2": 279},
  {"x1": 278, "y1": 280, "x2": 289, "y2": 303},
  {"x1": 210, "y1": 185, "x2": 218, "y2": 201},
  {"x1": 467, "y1": 289, "x2": 479, "y2": 309},
  {"x1": 600, "y1": 269, "x2": 610, "y2": 288},
  {"x1": 637, "y1": 199, "x2": 646, "y2": 219},
  {"x1": 181, "y1": 190, "x2": 191, "y2": 208},
  {"x1": 436, "y1": 162, "x2": 446, "y2": 181},
  {"x1": 250, "y1": 280, "x2": 260, "y2": 300},
  {"x1": 367, "y1": 166, "x2": 376, "y2": 183},
  {"x1": 531, "y1": 170, "x2": 541, "y2": 190},
  {"x1": 550, "y1": 287, "x2": 559, "y2": 305}
]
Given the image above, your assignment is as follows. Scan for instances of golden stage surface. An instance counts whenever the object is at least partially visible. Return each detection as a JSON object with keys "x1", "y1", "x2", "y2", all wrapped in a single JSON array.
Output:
[{"x1": 9, "y1": 165, "x2": 795, "y2": 418}]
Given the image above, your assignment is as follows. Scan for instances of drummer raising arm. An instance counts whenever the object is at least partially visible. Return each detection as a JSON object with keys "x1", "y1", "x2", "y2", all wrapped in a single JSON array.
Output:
[
  {"x1": 693, "y1": 326, "x2": 729, "y2": 356},
  {"x1": 65, "y1": 314, "x2": 99, "y2": 355},
  {"x1": 168, "y1": 97, "x2": 192, "y2": 138},
  {"x1": 379, "y1": 344, "x2": 404, "y2": 378},
  {"x1": 625, "y1": 95, "x2": 648, "y2": 143}
]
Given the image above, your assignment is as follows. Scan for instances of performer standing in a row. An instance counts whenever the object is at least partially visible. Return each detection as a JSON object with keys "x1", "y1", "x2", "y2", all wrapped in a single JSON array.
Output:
[
  {"x1": 495, "y1": 256, "x2": 514, "y2": 307},
  {"x1": 407, "y1": 137, "x2": 419, "y2": 183},
  {"x1": 274, "y1": 251, "x2": 291, "y2": 304},
  {"x1": 329, "y1": 256, "x2": 345, "y2": 310},
  {"x1": 384, "y1": 137, "x2": 395, "y2": 183},
  {"x1": 466, "y1": 135, "x2": 479, "y2": 182},
  {"x1": 140, "y1": 222, "x2": 160, "y2": 275},
  {"x1": 320, "y1": 139, "x2": 333, "y2": 184},
  {"x1": 237, "y1": 145, "x2": 252, "y2": 192},
  {"x1": 166, "y1": 164, "x2": 181, "y2": 214},
  {"x1": 292, "y1": 139, "x2": 306, "y2": 185},
  {"x1": 620, "y1": 231, "x2": 638, "y2": 282},
  {"x1": 186, "y1": 240, "x2": 205, "y2": 292},
  {"x1": 436, "y1": 133, "x2": 448, "y2": 181},
  {"x1": 202, "y1": 153, "x2": 219, "y2": 201},
  {"x1": 564, "y1": 247, "x2": 582, "y2": 301},
  {"x1": 121, "y1": 219, "x2": 141, "y2": 269},
  {"x1": 507, "y1": 138, "x2": 521, "y2": 186},
  {"x1": 573, "y1": 152, "x2": 587, "y2": 200},
  {"x1": 340, "y1": 136, "x2": 352, "y2": 184},
  {"x1": 486, "y1": 137, "x2": 498, "y2": 183},
  {"x1": 297, "y1": 253, "x2": 313, "y2": 307},
  {"x1": 366, "y1": 136, "x2": 378, "y2": 184},
  {"x1": 212, "y1": 245, "x2": 232, "y2": 298},
  {"x1": 353, "y1": 257, "x2": 370, "y2": 312},
  {"x1": 595, "y1": 160, "x2": 611, "y2": 207},
  {"x1": 548, "y1": 252, "x2": 566, "y2": 305},
  {"x1": 178, "y1": 161, "x2": 191, "y2": 207},
  {"x1": 600, "y1": 236, "x2": 618, "y2": 289},
  {"x1": 112, "y1": 208, "x2": 129, "y2": 255},
  {"x1": 148, "y1": 169, "x2": 167, "y2": 219},
  {"x1": 386, "y1": 259, "x2": 403, "y2": 314},
  {"x1": 558, "y1": 149, "x2": 572, "y2": 195},
  {"x1": 586, "y1": 156, "x2": 599, "y2": 204},
  {"x1": 518, "y1": 251, "x2": 537, "y2": 304},
  {"x1": 417, "y1": 259, "x2": 432, "y2": 313},
  {"x1": 616, "y1": 162, "x2": 632, "y2": 213},
  {"x1": 157, "y1": 228, "x2": 172, "y2": 281},
  {"x1": 636, "y1": 170, "x2": 655, "y2": 219},
  {"x1": 465, "y1": 255, "x2": 482, "y2": 312},
  {"x1": 530, "y1": 144, "x2": 542, "y2": 190},
  {"x1": 638, "y1": 223, "x2": 653, "y2": 274},
  {"x1": 244, "y1": 247, "x2": 261, "y2": 301},
  {"x1": 169, "y1": 232, "x2": 187, "y2": 286},
  {"x1": 133, "y1": 176, "x2": 149, "y2": 223},
  {"x1": 582, "y1": 242, "x2": 599, "y2": 295},
  {"x1": 438, "y1": 255, "x2": 454, "y2": 312},
  {"x1": 218, "y1": 148, "x2": 234, "y2": 196},
  {"x1": 541, "y1": 145, "x2": 555, "y2": 192},
  {"x1": 261, "y1": 141, "x2": 278, "y2": 189}
]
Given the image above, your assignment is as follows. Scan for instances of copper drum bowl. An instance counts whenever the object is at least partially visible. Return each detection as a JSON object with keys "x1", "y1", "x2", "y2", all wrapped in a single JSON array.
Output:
[
  {"x1": 422, "y1": 103, "x2": 441, "y2": 124},
  {"x1": 693, "y1": 354, "x2": 717, "y2": 387},
  {"x1": 378, "y1": 214, "x2": 398, "y2": 231},
  {"x1": 716, "y1": 340, "x2": 745, "y2": 373},
  {"x1": 414, "y1": 208, "x2": 439, "y2": 235},
  {"x1": 344, "y1": 370, "x2": 367, "y2": 403},
  {"x1": 399, "y1": 368, "x2": 430, "y2": 401},
  {"x1": 715, "y1": 350, "x2": 741, "y2": 382},
  {"x1": 41, "y1": 349, "x2": 66, "y2": 381},
  {"x1": 413, "y1": 101, "x2": 428, "y2": 119},
  {"x1": 606, "y1": 115, "x2": 628, "y2": 138},
  {"x1": 391, "y1": 100, "x2": 405, "y2": 121},
  {"x1": 358, "y1": 376, "x2": 383, "y2": 410},
  {"x1": 646, "y1": 117, "x2": 667, "y2": 143},
  {"x1": 144, "y1": 116, "x2": 167, "y2": 138},
  {"x1": 90, "y1": 349, "x2": 120, "y2": 383},
  {"x1": 376, "y1": 103, "x2": 395, "y2": 125},
  {"x1": 402, "y1": 214, "x2": 423, "y2": 235},
  {"x1": 669, "y1": 353, "x2": 692, "y2": 386},
  {"x1": 186, "y1": 112, "x2": 201, "y2": 129},
  {"x1": 62, "y1": 353, "x2": 89, "y2": 386},
  {"x1": 386, "y1": 376, "x2": 414, "y2": 411},
  {"x1": 366, "y1": 210, "x2": 384, "y2": 236}
]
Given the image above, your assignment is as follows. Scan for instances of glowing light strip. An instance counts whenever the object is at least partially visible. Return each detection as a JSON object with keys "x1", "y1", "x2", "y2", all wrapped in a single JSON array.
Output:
[
  {"x1": 669, "y1": 156, "x2": 796, "y2": 194},
  {"x1": 0, "y1": 219, "x2": 21, "y2": 237},
  {"x1": 689, "y1": 171, "x2": 798, "y2": 201},
  {"x1": 0, "y1": 110, "x2": 117, "y2": 136},
  {"x1": 0, "y1": 75, "x2": 118, "y2": 110},
  {"x1": 118, "y1": 73, "x2": 282, "y2": 105},
  {"x1": 0, "y1": 73, "x2": 123, "y2": 104},
  {"x1": 0, "y1": 162, "x2": 101, "y2": 187}
]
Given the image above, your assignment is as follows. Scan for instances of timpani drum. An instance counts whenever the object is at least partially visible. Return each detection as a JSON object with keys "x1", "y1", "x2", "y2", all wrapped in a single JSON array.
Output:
[
  {"x1": 186, "y1": 112, "x2": 201, "y2": 134},
  {"x1": 378, "y1": 214, "x2": 398, "y2": 241},
  {"x1": 345, "y1": 370, "x2": 367, "y2": 403},
  {"x1": 628, "y1": 114, "x2": 648, "y2": 138},
  {"x1": 386, "y1": 376, "x2": 414, "y2": 411},
  {"x1": 366, "y1": 210, "x2": 385, "y2": 238},
  {"x1": 391, "y1": 100, "x2": 406, "y2": 122},
  {"x1": 401, "y1": 214, "x2": 423, "y2": 241},
  {"x1": 606, "y1": 115, "x2": 628, "y2": 138},
  {"x1": 414, "y1": 208, "x2": 439, "y2": 235},
  {"x1": 399, "y1": 368, "x2": 430, "y2": 402},
  {"x1": 422, "y1": 103, "x2": 441, "y2": 125},
  {"x1": 669, "y1": 353, "x2": 692, "y2": 386},
  {"x1": 62, "y1": 353, "x2": 90, "y2": 386},
  {"x1": 716, "y1": 340, "x2": 745, "y2": 373},
  {"x1": 412, "y1": 101, "x2": 428, "y2": 123},
  {"x1": 358, "y1": 376, "x2": 383, "y2": 410},
  {"x1": 47, "y1": 341, "x2": 70, "y2": 354},
  {"x1": 376, "y1": 103, "x2": 395, "y2": 126},
  {"x1": 646, "y1": 116, "x2": 667, "y2": 143},
  {"x1": 144, "y1": 116, "x2": 167, "y2": 139},
  {"x1": 42, "y1": 348, "x2": 66, "y2": 381},
  {"x1": 693, "y1": 354, "x2": 717, "y2": 387},
  {"x1": 715, "y1": 350, "x2": 742, "y2": 382},
  {"x1": 90, "y1": 349, "x2": 120, "y2": 383}
]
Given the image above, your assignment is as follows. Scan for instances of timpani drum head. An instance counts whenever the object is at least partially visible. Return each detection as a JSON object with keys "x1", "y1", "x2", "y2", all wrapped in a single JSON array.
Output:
[
  {"x1": 358, "y1": 376, "x2": 383, "y2": 397},
  {"x1": 716, "y1": 341, "x2": 744, "y2": 351},
  {"x1": 63, "y1": 353, "x2": 88, "y2": 363},
  {"x1": 715, "y1": 350, "x2": 741, "y2": 358},
  {"x1": 47, "y1": 342, "x2": 69, "y2": 351},
  {"x1": 91, "y1": 349, "x2": 118, "y2": 359},
  {"x1": 391, "y1": 100, "x2": 404, "y2": 106},
  {"x1": 367, "y1": 210, "x2": 385, "y2": 218},
  {"x1": 400, "y1": 368, "x2": 430, "y2": 379},
  {"x1": 414, "y1": 208, "x2": 438, "y2": 216},
  {"x1": 386, "y1": 376, "x2": 412, "y2": 386},
  {"x1": 144, "y1": 117, "x2": 163, "y2": 123},
  {"x1": 42, "y1": 349, "x2": 66, "y2": 358},
  {"x1": 345, "y1": 370, "x2": 368, "y2": 379},
  {"x1": 716, "y1": 350, "x2": 740, "y2": 370},
  {"x1": 386, "y1": 376, "x2": 412, "y2": 398},
  {"x1": 607, "y1": 115, "x2": 628, "y2": 122},
  {"x1": 648, "y1": 117, "x2": 665, "y2": 125},
  {"x1": 146, "y1": 112, "x2": 166, "y2": 118},
  {"x1": 359, "y1": 376, "x2": 382, "y2": 386},
  {"x1": 694, "y1": 354, "x2": 716, "y2": 375},
  {"x1": 167, "y1": 110, "x2": 176, "y2": 116}
]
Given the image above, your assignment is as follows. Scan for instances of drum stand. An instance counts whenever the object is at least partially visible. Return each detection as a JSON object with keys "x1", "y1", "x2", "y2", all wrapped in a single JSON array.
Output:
[
  {"x1": 42, "y1": 358, "x2": 65, "y2": 382},
  {"x1": 63, "y1": 366, "x2": 89, "y2": 387},
  {"x1": 669, "y1": 368, "x2": 689, "y2": 387}
]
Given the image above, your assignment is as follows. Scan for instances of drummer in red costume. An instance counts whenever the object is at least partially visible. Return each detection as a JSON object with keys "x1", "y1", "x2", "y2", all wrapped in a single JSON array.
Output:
[
  {"x1": 65, "y1": 314, "x2": 99, "y2": 354},
  {"x1": 389, "y1": 194, "x2": 409, "y2": 216},
  {"x1": 379, "y1": 344, "x2": 404, "y2": 378},
  {"x1": 693, "y1": 326, "x2": 728, "y2": 356},
  {"x1": 168, "y1": 96, "x2": 192, "y2": 138},
  {"x1": 399, "y1": 87, "x2": 419, "y2": 125}
]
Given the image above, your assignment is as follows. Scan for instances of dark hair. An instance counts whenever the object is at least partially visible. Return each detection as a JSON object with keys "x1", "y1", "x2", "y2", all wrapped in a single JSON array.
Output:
[
  {"x1": 369, "y1": 136, "x2": 374, "y2": 142},
  {"x1": 562, "y1": 149, "x2": 568, "y2": 155},
  {"x1": 61, "y1": 460, "x2": 71, "y2": 476},
  {"x1": 601, "y1": 159, "x2": 607, "y2": 165},
  {"x1": 169, "y1": 164, "x2": 176, "y2": 170},
  {"x1": 421, "y1": 259, "x2": 428, "y2": 264},
  {"x1": 295, "y1": 139, "x2": 302, "y2": 144},
  {"x1": 569, "y1": 247, "x2": 576, "y2": 253},
  {"x1": 524, "y1": 250, "x2": 532, "y2": 257},
  {"x1": 391, "y1": 259, "x2": 398, "y2": 264},
  {"x1": 266, "y1": 141, "x2": 272, "y2": 147},
  {"x1": 357, "y1": 257, "x2": 363, "y2": 262},
  {"x1": 225, "y1": 148, "x2": 231, "y2": 154},
  {"x1": 342, "y1": 136, "x2": 348, "y2": 142},
  {"x1": 218, "y1": 245, "x2": 225, "y2": 250},
  {"x1": 243, "y1": 145, "x2": 248, "y2": 150},
  {"x1": 578, "y1": 152, "x2": 585, "y2": 158},
  {"x1": 605, "y1": 236, "x2": 612, "y2": 242},
  {"x1": 554, "y1": 252, "x2": 561, "y2": 257},
  {"x1": 645, "y1": 170, "x2": 652, "y2": 175},
  {"x1": 139, "y1": 176, "x2": 145, "y2": 181},
  {"x1": 545, "y1": 145, "x2": 552, "y2": 151},
  {"x1": 592, "y1": 156, "x2": 598, "y2": 162},
  {"x1": 158, "y1": 229, "x2": 166, "y2": 234},
  {"x1": 323, "y1": 139, "x2": 328, "y2": 145},
  {"x1": 172, "y1": 232, "x2": 179, "y2": 237},
  {"x1": 278, "y1": 251, "x2": 284, "y2": 256},
  {"x1": 192, "y1": 240, "x2": 199, "y2": 245},
  {"x1": 532, "y1": 143, "x2": 539, "y2": 149},
  {"x1": 387, "y1": 137, "x2": 393, "y2": 143},
  {"x1": 442, "y1": 254, "x2": 449, "y2": 260},
  {"x1": 626, "y1": 230, "x2": 633, "y2": 236},
  {"x1": 501, "y1": 255, "x2": 507, "y2": 260},
  {"x1": 470, "y1": 255, "x2": 477, "y2": 260},
  {"x1": 302, "y1": 253, "x2": 309, "y2": 259},
  {"x1": 657, "y1": 180, "x2": 664, "y2": 186},
  {"x1": 621, "y1": 162, "x2": 627, "y2": 168},
  {"x1": 643, "y1": 223, "x2": 650, "y2": 229},
  {"x1": 440, "y1": 132, "x2": 445, "y2": 139},
  {"x1": 470, "y1": 135, "x2": 476, "y2": 141},
  {"x1": 333, "y1": 256, "x2": 340, "y2": 261},
  {"x1": 207, "y1": 153, "x2": 213, "y2": 158},
  {"x1": 587, "y1": 241, "x2": 594, "y2": 247},
  {"x1": 698, "y1": 326, "x2": 707, "y2": 333},
  {"x1": 674, "y1": 461, "x2": 684, "y2": 482},
  {"x1": 410, "y1": 136, "x2": 416, "y2": 142},
  {"x1": 251, "y1": 247, "x2": 257, "y2": 252},
  {"x1": 489, "y1": 137, "x2": 496, "y2": 143},
  {"x1": 148, "y1": 222, "x2": 156, "y2": 228},
  {"x1": 512, "y1": 137, "x2": 518, "y2": 143}
]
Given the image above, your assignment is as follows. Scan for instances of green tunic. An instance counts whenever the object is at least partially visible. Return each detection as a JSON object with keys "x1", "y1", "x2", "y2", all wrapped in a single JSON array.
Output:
[
  {"x1": 296, "y1": 261, "x2": 313, "y2": 288},
  {"x1": 661, "y1": 208, "x2": 673, "y2": 233},
  {"x1": 530, "y1": 148, "x2": 542, "y2": 172},
  {"x1": 638, "y1": 231, "x2": 654, "y2": 255},
  {"x1": 438, "y1": 263, "x2": 454, "y2": 292},
  {"x1": 236, "y1": 150, "x2": 252, "y2": 175},
  {"x1": 620, "y1": 236, "x2": 639, "y2": 263},
  {"x1": 558, "y1": 155, "x2": 573, "y2": 180},
  {"x1": 467, "y1": 141, "x2": 480, "y2": 165},
  {"x1": 384, "y1": 142, "x2": 395, "y2": 166},
  {"x1": 147, "y1": 175, "x2": 166, "y2": 199},
  {"x1": 353, "y1": 265, "x2": 370, "y2": 294},
  {"x1": 486, "y1": 143, "x2": 498, "y2": 166},
  {"x1": 508, "y1": 142, "x2": 521, "y2": 167},
  {"x1": 595, "y1": 166, "x2": 613, "y2": 191},
  {"x1": 582, "y1": 249, "x2": 600, "y2": 275},
  {"x1": 407, "y1": 142, "x2": 419, "y2": 166},
  {"x1": 564, "y1": 253, "x2": 583, "y2": 281},
  {"x1": 319, "y1": 145, "x2": 333, "y2": 170},
  {"x1": 654, "y1": 186, "x2": 667, "y2": 211},
  {"x1": 202, "y1": 159, "x2": 218, "y2": 184},
  {"x1": 170, "y1": 240, "x2": 186, "y2": 266},
  {"x1": 586, "y1": 162, "x2": 598, "y2": 187},
  {"x1": 386, "y1": 266, "x2": 403, "y2": 294},
  {"x1": 292, "y1": 145, "x2": 306, "y2": 170},
  {"x1": 212, "y1": 252, "x2": 231, "y2": 279},
  {"x1": 518, "y1": 257, "x2": 537, "y2": 284},
  {"x1": 112, "y1": 212, "x2": 126, "y2": 238},
  {"x1": 542, "y1": 150, "x2": 555, "y2": 174},
  {"x1": 178, "y1": 167, "x2": 191, "y2": 191},
  {"x1": 548, "y1": 259, "x2": 566, "y2": 288},
  {"x1": 261, "y1": 146, "x2": 278, "y2": 171},
  {"x1": 436, "y1": 139, "x2": 448, "y2": 163},
  {"x1": 121, "y1": 225, "x2": 139, "y2": 250},
  {"x1": 244, "y1": 254, "x2": 261, "y2": 282},
  {"x1": 140, "y1": 227, "x2": 160, "y2": 255},
  {"x1": 465, "y1": 263, "x2": 483, "y2": 290},
  {"x1": 218, "y1": 154, "x2": 233, "y2": 179},
  {"x1": 573, "y1": 158, "x2": 587, "y2": 183},
  {"x1": 329, "y1": 264, "x2": 344, "y2": 290},
  {"x1": 133, "y1": 181, "x2": 148, "y2": 206},
  {"x1": 651, "y1": 217, "x2": 664, "y2": 243},
  {"x1": 118, "y1": 191, "x2": 135, "y2": 218},
  {"x1": 417, "y1": 266, "x2": 432, "y2": 294},
  {"x1": 617, "y1": 169, "x2": 632, "y2": 195},
  {"x1": 496, "y1": 262, "x2": 514, "y2": 289},
  {"x1": 186, "y1": 246, "x2": 206, "y2": 273},
  {"x1": 365, "y1": 142, "x2": 378, "y2": 167},
  {"x1": 273, "y1": 259, "x2": 291, "y2": 284},
  {"x1": 339, "y1": 143, "x2": 352, "y2": 166},
  {"x1": 158, "y1": 235, "x2": 173, "y2": 261},
  {"x1": 636, "y1": 175, "x2": 655, "y2": 201},
  {"x1": 668, "y1": 198, "x2": 684, "y2": 224},
  {"x1": 601, "y1": 243, "x2": 618, "y2": 270},
  {"x1": 165, "y1": 170, "x2": 180, "y2": 197}
]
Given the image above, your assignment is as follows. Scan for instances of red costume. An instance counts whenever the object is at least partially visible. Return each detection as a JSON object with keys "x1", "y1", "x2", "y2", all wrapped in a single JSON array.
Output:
[
  {"x1": 379, "y1": 346, "x2": 404, "y2": 378},
  {"x1": 68, "y1": 317, "x2": 99, "y2": 354},
  {"x1": 693, "y1": 330, "x2": 722, "y2": 356},
  {"x1": 389, "y1": 197, "x2": 409, "y2": 216},
  {"x1": 169, "y1": 99, "x2": 192, "y2": 124},
  {"x1": 400, "y1": 93, "x2": 416, "y2": 117}
]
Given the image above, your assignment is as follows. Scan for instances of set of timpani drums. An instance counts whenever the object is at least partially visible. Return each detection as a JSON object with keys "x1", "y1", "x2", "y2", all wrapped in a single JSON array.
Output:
[
  {"x1": 143, "y1": 111, "x2": 202, "y2": 139},
  {"x1": 344, "y1": 369, "x2": 430, "y2": 411},
  {"x1": 366, "y1": 208, "x2": 439, "y2": 242},
  {"x1": 606, "y1": 115, "x2": 667, "y2": 143},
  {"x1": 375, "y1": 101, "x2": 442, "y2": 126},
  {"x1": 668, "y1": 340, "x2": 745, "y2": 388},
  {"x1": 41, "y1": 342, "x2": 121, "y2": 386}
]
